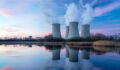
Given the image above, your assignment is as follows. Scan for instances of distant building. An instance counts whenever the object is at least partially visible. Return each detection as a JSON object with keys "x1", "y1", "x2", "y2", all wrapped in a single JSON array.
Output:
[
  {"x1": 112, "y1": 33, "x2": 120, "y2": 40},
  {"x1": 28, "y1": 36, "x2": 32, "y2": 40}
]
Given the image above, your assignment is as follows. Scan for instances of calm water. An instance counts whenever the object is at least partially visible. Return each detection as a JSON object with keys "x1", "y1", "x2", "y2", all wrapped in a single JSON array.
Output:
[{"x1": 0, "y1": 44, "x2": 120, "y2": 70}]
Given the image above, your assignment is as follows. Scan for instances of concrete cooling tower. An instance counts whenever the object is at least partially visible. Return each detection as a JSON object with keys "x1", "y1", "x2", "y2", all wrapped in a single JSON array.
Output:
[
  {"x1": 81, "y1": 24, "x2": 90, "y2": 38},
  {"x1": 65, "y1": 26, "x2": 69, "y2": 39},
  {"x1": 68, "y1": 22, "x2": 79, "y2": 39},
  {"x1": 52, "y1": 24, "x2": 61, "y2": 38}
]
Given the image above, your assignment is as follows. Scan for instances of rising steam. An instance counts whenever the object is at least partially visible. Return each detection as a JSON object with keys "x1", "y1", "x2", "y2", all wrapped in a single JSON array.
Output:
[
  {"x1": 38, "y1": 0, "x2": 61, "y2": 25},
  {"x1": 64, "y1": 0, "x2": 97, "y2": 25},
  {"x1": 80, "y1": 0, "x2": 97, "y2": 24},
  {"x1": 81, "y1": 4, "x2": 94, "y2": 24},
  {"x1": 40, "y1": 12, "x2": 60, "y2": 24},
  {"x1": 64, "y1": 3, "x2": 81, "y2": 26}
]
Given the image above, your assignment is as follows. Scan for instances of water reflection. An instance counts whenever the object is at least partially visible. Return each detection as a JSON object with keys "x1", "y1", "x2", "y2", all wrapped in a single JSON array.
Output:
[
  {"x1": 0, "y1": 44, "x2": 120, "y2": 70},
  {"x1": 52, "y1": 46, "x2": 61, "y2": 60},
  {"x1": 69, "y1": 47, "x2": 79, "y2": 62},
  {"x1": 65, "y1": 59, "x2": 81, "y2": 70},
  {"x1": 81, "y1": 49, "x2": 90, "y2": 59},
  {"x1": 42, "y1": 45, "x2": 64, "y2": 70},
  {"x1": 65, "y1": 45, "x2": 80, "y2": 70},
  {"x1": 81, "y1": 49, "x2": 93, "y2": 70},
  {"x1": 65, "y1": 45, "x2": 69, "y2": 58},
  {"x1": 44, "y1": 45, "x2": 62, "y2": 60}
]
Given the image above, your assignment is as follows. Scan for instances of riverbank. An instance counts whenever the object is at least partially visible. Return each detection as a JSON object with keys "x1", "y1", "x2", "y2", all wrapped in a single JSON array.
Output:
[
  {"x1": 93, "y1": 40, "x2": 120, "y2": 47},
  {"x1": 0, "y1": 40, "x2": 119, "y2": 47}
]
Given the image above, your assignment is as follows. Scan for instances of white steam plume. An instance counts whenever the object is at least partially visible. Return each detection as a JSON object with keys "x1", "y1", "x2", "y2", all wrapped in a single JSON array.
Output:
[
  {"x1": 81, "y1": 4, "x2": 94, "y2": 24},
  {"x1": 40, "y1": 12, "x2": 60, "y2": 24},
  {"x1": 80, "y1": 0, "x2": 97, "y2": 24},
  {"x1": 64, "y1": 3, "x2": 81, "y2": 26},
  {"x1": 38, "y1": 0, "x2": 61, "y2": 25}
]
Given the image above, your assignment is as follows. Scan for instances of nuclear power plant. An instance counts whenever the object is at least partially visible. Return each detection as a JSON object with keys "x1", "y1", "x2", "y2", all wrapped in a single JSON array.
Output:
[
  {"x1": 52, "y1": 22, "x2": 90, "y2": 39},
  {"x1": 81, "y1": 24, "x2": 90, "y2": 38},
  {"x1": 68, "y1": 22, "x2": 79, "y2": 39},
  {"x1": 52, "y1": 24, "x2": 61, "y2": 38}
]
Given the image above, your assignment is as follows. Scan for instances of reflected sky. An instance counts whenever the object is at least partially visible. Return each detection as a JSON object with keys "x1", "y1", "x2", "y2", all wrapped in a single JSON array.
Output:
[{"x1": 0, "y1": 45, "x2": 120, "y2": 70}]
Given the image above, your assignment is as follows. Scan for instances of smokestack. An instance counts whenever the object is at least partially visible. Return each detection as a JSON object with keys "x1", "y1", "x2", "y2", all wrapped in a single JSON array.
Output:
[
  {"x1": 52, "y1": 24, "x2": 61, "y2": 38},
  {"x1": 65, "y1": 26, "x2": 69, "y2": 39},
  {"x1": 68, "y1": 22, "x2": 79, "y2": 39},
  {"x1": 81, "y1": 24, "x2": 90, "y2": 38}
]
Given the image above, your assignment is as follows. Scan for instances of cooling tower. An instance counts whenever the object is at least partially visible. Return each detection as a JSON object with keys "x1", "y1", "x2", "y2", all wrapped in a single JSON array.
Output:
[
  {"x1": 68, "y1": 22, "x2": 79, "y2": 39},
  {"x1": 52, "y1": 24, "x2": 61, "y2": 38},
  {"x1": 65, "y1": 26, "x2": 69, "y2": 39},
  {"x1": 81, "y1": 24, "x2": 90, "y2": 38}
]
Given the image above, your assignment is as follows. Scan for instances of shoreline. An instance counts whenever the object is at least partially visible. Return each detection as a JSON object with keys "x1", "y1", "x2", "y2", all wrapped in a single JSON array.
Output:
[{"x1": 0, "y1": 40, "x2": 119, "y2": 47}]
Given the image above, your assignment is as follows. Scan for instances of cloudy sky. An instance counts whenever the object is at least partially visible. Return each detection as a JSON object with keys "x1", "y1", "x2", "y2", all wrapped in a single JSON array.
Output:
[{"x1": 0, "y1": 0, "x2": 120, "y2": 38}]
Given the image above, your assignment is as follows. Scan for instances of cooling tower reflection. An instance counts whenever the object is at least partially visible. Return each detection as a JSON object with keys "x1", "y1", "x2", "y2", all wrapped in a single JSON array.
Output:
[
  {"x1": 44, "y1": 45, "x2": 62, "y2": 60},
  {"x1": 65, "y1": 58, "x2": 81, "y2": 70},
  {"x1": 81, "y1": 49, "x2": 93, "y2": 70},
  {"x1": 69, "y1": 47, "x2": 79, "y2": 62},
  {"x1": 65, "y1": 45, "x2": 81, "y2": 70},
  {"x1": 65, "y1": 45, "x2": 70, "y2": 58},
  {"x1": 0, "y1": 44, "x2": 120, "y2": 70},
  {"x1": 52, "y1": 45, "x2": 61, "y2": 60},
  {"x1": 41, "y1": 45, "x2": 64, "y2": 70}
]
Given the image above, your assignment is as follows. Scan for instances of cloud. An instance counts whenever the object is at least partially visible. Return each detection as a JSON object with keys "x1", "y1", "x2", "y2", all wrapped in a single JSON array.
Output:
[
  {"x1": 39, "y1": 32, "x2": 51, "y2": 37},
  {"x1": 0, "y1": 0, "x2": 39, "y2": 16},
  {"x1": 91, "y1": 27, "x2": 120, "y2": 35},
  {"x1": 0, "y1": 0, "x2": 62, "y2": 23},
  {"x1": 0, "y1": 11, "x2": 11, "y2": 17},
  {"x1": 0, "y1": 0, "x2": 59, "y2": 37},
  {"x1": 0, "y1": 66, "x2": 12, "y2": 70},
  {"x1": 38, "y1": 0, "x2": 65, "y2": 24},
  {"x1": 94, "y1": 1, "x2": 120, "y2": 16}
]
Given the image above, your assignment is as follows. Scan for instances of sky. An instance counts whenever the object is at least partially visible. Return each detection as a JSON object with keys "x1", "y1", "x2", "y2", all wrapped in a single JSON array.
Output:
[{"x1": 0, "y1": 0, "x2": 120, "y2": 38}]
